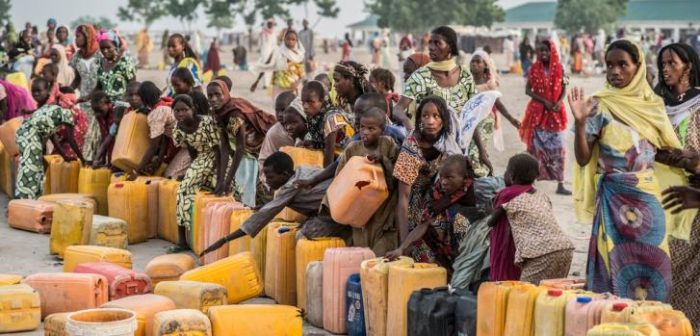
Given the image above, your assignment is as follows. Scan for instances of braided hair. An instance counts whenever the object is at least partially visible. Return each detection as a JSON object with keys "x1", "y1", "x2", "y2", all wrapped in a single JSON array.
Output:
[{"x1": 333, "y1": 61, "x2": 370, "y2": 107}]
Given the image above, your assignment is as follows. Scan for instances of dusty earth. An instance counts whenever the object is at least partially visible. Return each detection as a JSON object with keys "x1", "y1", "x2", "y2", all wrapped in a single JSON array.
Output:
[{"x1": 0, "y1": 47, "x2": 604, "y2": 335}]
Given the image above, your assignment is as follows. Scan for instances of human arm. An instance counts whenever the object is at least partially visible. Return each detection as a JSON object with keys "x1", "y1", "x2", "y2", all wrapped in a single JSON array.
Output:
[
  {"x1": 525, "y1": 81, "x2": 555, "y2": 109},
  {"x1": 62, "y1": 126, "x2": 86, "y2": 163},
  {"x1": 486, "y1": 206, "x2": 505, "y2": 227},
  {"x1": 568, "y1": 87, "x2": 596, "y2": 166},
  {"x1": 386, "y1": 216, "x2": 430, "y2": 259},
  {"x1": 396, "y1": 181, "x2": 411, "y2": 242},
  {"x1": 323, "y1": 131, "x2": 337, "y2": 168},
  {"x1": 473, "y1": 127, "x2": 493, "y2": 176},
  {"x1": 552, "y1": 76, "x2": 568, "y2": 112},
  {"x1": 295, "y1": 160, "x2": 338, "y2": 189},
  {"x1": 128, "y1": 136, "x2": 162, "y2": 180},
  {"x1": 92, "y1": 134, "x2": 114, "y2": 168},
  {"x1": 392, "y1": 96, "x2": 414, "y2": 133},
  {"x1": 494, "y1": 98, "x2": 520, "y2": 129},
  {"x1": 223, "y1": 125, "x2": 246, "y2": 191},
  {"x1": 662, "y1": 186, "x2": 700, "y2": 214},
  {"x1": 200, "y1": 229, "x2": 247, "y2": 257},
  {"x1": 214, "y1": 127, "x2": 231, "y2": 195}
]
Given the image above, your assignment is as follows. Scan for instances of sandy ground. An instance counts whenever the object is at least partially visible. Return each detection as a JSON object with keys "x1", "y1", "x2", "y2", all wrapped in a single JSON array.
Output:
[{"x1": 0, "y1": 47, "x2": 605, "y2": 335}]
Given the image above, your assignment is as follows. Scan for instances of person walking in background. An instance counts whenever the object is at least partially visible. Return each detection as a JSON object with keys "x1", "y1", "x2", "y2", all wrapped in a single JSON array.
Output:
[
  {"x1": 233, "y1": 42, "x2": 248, "y2": 71},
  {"x1": 502, "y1": 35, "x2": 514, "y2": 72},
  {"x1": 136, "y1": 28, "x2": 152, "y2": 69},
  {"x1": 251, "y1": 29, "x2": 305, "y2": 97},
  {"x1": 165, "y1": 33, "x2": 202, "y2": 97},
  {"x1": 341, "y1": 33, "x2": 352, "y2": 62},
  {"x1": 204, "y1": 38, "x2": 223, "y2": 76},
  {"x1": 259, "y1": 19, "x2": 277, "y2": 90},
  {"x1": 519, "y1": 36, "x2": 534, "y2": 75},
  {"x1": 298, "y1": 19, "x2": 315, "y2": 79}
]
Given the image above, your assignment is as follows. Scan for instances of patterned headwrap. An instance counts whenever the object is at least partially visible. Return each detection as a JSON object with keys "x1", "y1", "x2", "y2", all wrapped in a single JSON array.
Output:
[
  {"x1": 287, "y1": 97, "x2": 306, "y2": 120},
  {"x1": 97, "y1": 29, "x2": 122, "y2": 50},
  {"x1": 332, "y1": 61, "x2": 370, "y2": 107}
]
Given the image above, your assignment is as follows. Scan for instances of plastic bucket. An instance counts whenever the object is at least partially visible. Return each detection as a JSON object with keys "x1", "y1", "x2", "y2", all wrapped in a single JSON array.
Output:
[{"x1": 66, "y1": 308, "x2": 137, "y2": 336}]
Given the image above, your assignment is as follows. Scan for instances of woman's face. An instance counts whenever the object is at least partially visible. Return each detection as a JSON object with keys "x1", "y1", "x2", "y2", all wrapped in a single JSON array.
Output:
[
  {"x1": 428, "y1": 34, "x2": 451, "y2": 62},
  {"x1": 284, "y1": 32, "x2": 298, "y2": 49},
  {"x1": 167, "y1": 37, "x2": 184, "y2": 58},
  {"x1": 282, "y1": 111, "x2": 307, "y2": 139},
  {"x1": 75, "y1": 31, "x2": 85, "y2": 48},
  {"x1": 403, "y1": 59, "x2": 418, "y2": 81},
  {"x1": 56, "y1": 27, "x2": 68, "y2": 43},
  {"x1": 49, "y1": 49, "x2": 60, "y2": 64},
  {"x1": 99, "y1": 40, "x2": 118, "y2": 60},
  {"x1": 173, "y1": 101, "x2": 195, "y2": 124},
  {"x1": 31, "y1": 82, "x2": 50, "y2": 106},
  {"x1": 171, "y1": 77, "x2": 191, "y2": 95},
  {"x1": 537, "y1": 43, "x2": 550, "y2": 63},
  {"x1": 333, "y1": 71, "x2": 351, "y2": 97},
  {"x1": 606, "y1": 48, "x2": 639, "y2": 89},
  {"x1": 660, "y1": 49, "x2": 689, "y2": 88},
  {"x1": 207, "y1": 85, "x2": 226, "y2": 111},
  {"x1": 420, "y1": 102, "x2": 443, "y2": 138},
  {"x1": 301, "y1": 90, "x2": 323, "y2": 117},
  {"x1": 470, "y1": 55, "x2": 486, "y2": 75}
]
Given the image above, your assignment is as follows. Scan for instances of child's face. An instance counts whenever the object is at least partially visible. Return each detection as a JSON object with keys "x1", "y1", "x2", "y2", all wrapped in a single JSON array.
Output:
[
  {"x1": 173, "y1": 101, "x2": 194, "y2": 124},
  {"x1": 263, "y1": 166, "x2": 292, "y2": 191},
  {"x1": 41, "y1": 67, "x2": 56, "y2": 83},
  {"x1": 31, "y1": 82, "x2": 50, "y2": 106},
  {"x1": 282, "y1": 111, "x2": 307, "y2": 140},
  {"x1": 439, "y1": 163, "x2": 467, "y2": 195},
  {"x1": 360, "y1": 116, "x2": 383, "y2": 148},
  {"x1": 301, "y1": 90, "x2": 323, "y2": 117},
  {"x1": 167, "y1": 37, "x2": 184, "y2": 58},
  {"x1": 91, "y1": 99, "x2": 111, "y2": 117},
  {"x1": 171, "y1": 77, "x2": 191, "y2": 95},
  {"x1": 126, "y1": 86, "x2": 143, "y2": 109},
  {"x1": 49, "y1": 49, "x2": 60, "y2": 64},
  {"x1": 284, "y1": 32, "x2": 298, "y2": 49}
]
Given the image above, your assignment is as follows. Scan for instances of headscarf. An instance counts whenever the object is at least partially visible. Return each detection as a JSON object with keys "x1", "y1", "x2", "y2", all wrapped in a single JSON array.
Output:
[
  {"x1": 210, "y1": 79, "x2": 276, "y2": 138},
  {"x1": 399, "y1": 36, "x2": 413, "y2": 49},
  {"x1": 472, "y1": 49, "x2": 504, "y2": 151},
  {"x1": 51, "y1": 45, "x2": 75, "y2": 87},
  {"x1": 57, "y1": 25, "x2": 72, "y2": 45},
  {"x1": 407, "y1": 52, "x2": 431, "y2": 68},
  {"x1": 519, "y1": 39, "x2": 567, "y2": 149},
  {"x1": 472, "y1": 49, "x2": 499, "y2": 89},
  {"x1": 210, "y1": 79, "x2": 234, "y2": 117},
  {"x1": 573, "y1": 39, "x2": 696, "y2": 240},
  {"x1": 205, "y1": 40, "x2": 222, "y2": 73},
  {"x1": 97, "y1": 30, "x2": 122, "y2": 50},
  {"x1": 331, "y1": 61, "x2": 370, "y2": 108},
  {"x1": 47, "y1": 18, "x2": 57, "y2": 27},
  {"x1": 0, "y1": 79, "x2": 37, "y2": 119},
  {"x1": 75, "y1": 25, "x2": 98, "y2": 59},
  {"x1": 287, "y1": 97, "x2": 306, "y2": 120},
  {"x1": 252, "y1": 37, "x2": 305, "y2": 73}
]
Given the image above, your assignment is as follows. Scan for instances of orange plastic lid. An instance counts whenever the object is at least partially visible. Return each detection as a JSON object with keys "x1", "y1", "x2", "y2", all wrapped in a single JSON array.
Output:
[{"x1": 548, "y1": 289, "x2": 563, "y2": 297}]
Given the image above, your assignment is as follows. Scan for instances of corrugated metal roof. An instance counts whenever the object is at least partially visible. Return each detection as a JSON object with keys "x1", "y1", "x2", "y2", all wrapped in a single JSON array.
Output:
[{"x1": 504, "y1": 0, "x2": 700, "y2": 23}]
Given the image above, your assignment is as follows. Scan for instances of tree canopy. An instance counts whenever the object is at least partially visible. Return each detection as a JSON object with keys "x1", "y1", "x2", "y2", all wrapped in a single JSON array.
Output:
[
  {"x1": 555, "y1": 0, "x2": 629, "y2": 34},
  {"x1": 70, "y1": 16, "x2": 117, "y2": 29},
  {"x1": 117, "y1": 0, "x2": 168, "y2": 28},
  {"x1": 367, "y1": 0, "x2": 504, "y2": 33},
  {"x1": 0, "y1": 0, "x2": 11, "y2": 28}
]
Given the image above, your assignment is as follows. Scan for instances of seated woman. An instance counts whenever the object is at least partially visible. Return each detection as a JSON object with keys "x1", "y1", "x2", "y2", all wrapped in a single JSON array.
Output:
[
  {"x1": 488, "y1": 153, "x2": 574, "y2": 285},
  {"x1": 15, "y1": 78, "x2": 85, "y2": 199}
]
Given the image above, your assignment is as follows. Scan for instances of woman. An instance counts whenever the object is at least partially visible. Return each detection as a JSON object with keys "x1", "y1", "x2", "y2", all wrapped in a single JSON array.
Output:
[
  {"x1": 171, "y1": 92, "x2": 220, "y2": 252},
  {"x1": 570, "y1": 40, "x2": 695, "y2": 302},
  {"x1": 96, "y1": 30, "x2": 136, "y2": 103},
  {"x1": 15, "y1": 78, "x2": 85, "y2": 199},
  {"x1": 654, "y1": 42, "x2": 700, "y2": 328},
  {"x1": 251, "y1": 29, "x2": 305, "y2": 97},
  {"x1": 165, "y1": 34, "x2": 202, "y2": 97},
  {"x1": 205, "y1": 38, "x2": 223, "y2": 75},
  {"x1": 0, "y1": 79, "x2": 37, "y2": 122},
  {"x1": 402, "y1": 52, "x2": 431, "y2": 123},
  {"x1": 55, "y1": 25, "x2": 75, "y2": 60},
  {"x1": 520, "y1": 40, "x2": 570, "y2": 195},
  {"x1": 49, "y1": 45, "x2": 75, "y2": 87},
  {"x1": 341, "y1": 33, "x2": 352, "y2": 62},
  {"x1": 136, "y1": 28, "x2": 152, "y2": 68},
  {"x1": 392, "y1": 96, "x2": 461, "y2": 246},
  {"x1": 69, "y1": 24, "x2": 102, "y2": 162}
]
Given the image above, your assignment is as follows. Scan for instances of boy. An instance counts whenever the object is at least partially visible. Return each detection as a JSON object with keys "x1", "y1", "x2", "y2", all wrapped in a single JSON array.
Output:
[{"x1": 257, "y1": 91, "x2": 296, "y2": 204}]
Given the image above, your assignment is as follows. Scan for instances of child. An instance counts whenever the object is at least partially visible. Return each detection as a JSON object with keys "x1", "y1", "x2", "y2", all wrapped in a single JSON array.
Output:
[
  {"x1": 52, "y1": 86, "x2": 87, "y2": 160},
  {"x1": 92, "y1": 82, "x2": 141, "y2": 167},
  {"x1": 369, "y1": 68, "x2": 398, "y2": 112},
  {"x1": 15, "y1": 78, "x2": 85, "y2": 199},
  {"x1": 487, "y1": 153, "x2": 574, "y2": 285},
  {"x1": 258, "y1": 92, "x2": 296, "y2": 204},
  {"x1": 385, "y1": 154, "x2": 478, "y2": 279},
  {"x1": 165, "y1": 33, "x2": 202, "y2": 97},
  {"x1": 200, "y1": 151, "x2": 350, "y2": 257},
  {"x1": 170, "y1": 92, "x2": 220, "y2": 252},
  {"x1": 40, "y1": 63, "x2": 60, "y2": 104},
  {"x1": 352, "y1": 92, "x2": 406, "y2": 145},
  {"x1": 282, "y1": 97, "x2": 310, "y2": 144},
  {"x1": 170, "y1": 67, "x2": 196, "y2": 96}
]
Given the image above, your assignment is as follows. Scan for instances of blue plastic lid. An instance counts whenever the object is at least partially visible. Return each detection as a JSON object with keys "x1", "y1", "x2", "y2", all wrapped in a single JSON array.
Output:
[
  {"x1": 577, "y1": 296, "x2": 592, "y2": 303},
  {"x1": 278, "y1": 227, "x2": 290, "y2": 234}
]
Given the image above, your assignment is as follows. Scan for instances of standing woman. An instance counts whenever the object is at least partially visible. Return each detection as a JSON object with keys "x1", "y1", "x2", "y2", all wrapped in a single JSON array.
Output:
[
  {"x1": 654, "y1": 42, "x2": 700, "y2": 327},
  {"x1": 49, "y1": 45, "x2": 75, "y2": 88},
  {"x1": 204, "y1": 38, "x2": 223, "y2": 76},
  {"x1": 95, "y1": 30, "x2": 136, "y2": 104},
  {"x1": 70, "y1": 24, "x2": 102, "y2": 162},
  {"x1": 15, "y1": 78, "x2": 85, "y2": 199},
  {"x1": 520, "y1": 39, "x2": 570, "y2": 195},
  {"x1": 170, "y1": 92, "x2": 220, "y2": 252},
  {"x1": 55, "y1": 25, "x2": 75, "y2": 61},
  {"x1": 570, "y1": 40, "x2": 695, "y2": 302},
  {"x1": 250, "y1": 29, "x2": 305, "y2": 97},
  {"x1": 165, "y1": 33, "x2": 202, "y2": 97}
]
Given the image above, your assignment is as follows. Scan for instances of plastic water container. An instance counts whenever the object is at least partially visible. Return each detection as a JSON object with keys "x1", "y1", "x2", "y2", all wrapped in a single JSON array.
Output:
[
  {"x1": 346, "y1": 273, "x2": 366, "y2": 336},
  {"x1": 326, "y1": 156, "x2": 389, "y2": 227},
  {"x1": 66, "y1": 308, "x2": 137, "y2": 336}
]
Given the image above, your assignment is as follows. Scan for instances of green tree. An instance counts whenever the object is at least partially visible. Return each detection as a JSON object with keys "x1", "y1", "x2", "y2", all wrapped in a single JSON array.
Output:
[
  {"x1": 70, "y1": 16, "x2": 117, "y2": 29},
  {"x1": 0, "y1": 0, "x2": 11, "y2": 28},
  {"x1": 367, "y1": 0, "x2": 504, "y2": 33},
  {"x1": 206, "y1": 0, "x2": 235, "y2": 31},
  {"x1": 168, "y1": 0, "x2": 205, "y2": 30},
  {"x1": 555, "y1": 0, "x2": 629, "y2": 33},
  {"x1": 313, "y1": 0, "x2": 339, "y2": 18},
  {"x1": 117, "y1": 0, "x2": 168, "y2": 28}
]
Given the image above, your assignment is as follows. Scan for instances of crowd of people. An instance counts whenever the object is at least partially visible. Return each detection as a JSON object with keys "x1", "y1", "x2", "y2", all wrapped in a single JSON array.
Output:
[{"x1": 2, "y1": 18, "x2": 700, "y2": 329}]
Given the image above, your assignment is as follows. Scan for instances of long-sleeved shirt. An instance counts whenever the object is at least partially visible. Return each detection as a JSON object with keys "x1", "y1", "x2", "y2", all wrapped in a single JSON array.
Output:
[{"x1": 241, "y1": 166, "x2": 330, "y2": 237}]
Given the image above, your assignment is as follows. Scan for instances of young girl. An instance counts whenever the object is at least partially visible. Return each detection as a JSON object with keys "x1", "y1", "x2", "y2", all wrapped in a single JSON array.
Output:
[
  {"x1": 92, "y1": 82, "x2": 142, "y2": 168},
  {"x1": 488, "y1": 153, "x2": 574, "y2": 284},
  {"x1": 170, "y1": 67, "x2": 196, "y2": 96},
  {"x1": 369, "y1": 68, "x2": 398, "y2": 112},
  {"x1": 40, "y1": 63, "x2": 61, "y2": 104},
  {"x1": 165, "y1": 34, "x2": 202, "y2": 97},
  {"x1": 52, "y1": 86, "x2": 87, "y2": 160},
  {"x1": 15, "y1": 78, "x2": 85, "y2": 199},
  {"x1": 171, "y1": 92, "x2": 220, "y2": 252},
  {"x1": 281, "y1": 97, "x2": 308, "y2": 142},
  {"x1": 251, "y1": 29, "x2": 305, "y2": 97}
]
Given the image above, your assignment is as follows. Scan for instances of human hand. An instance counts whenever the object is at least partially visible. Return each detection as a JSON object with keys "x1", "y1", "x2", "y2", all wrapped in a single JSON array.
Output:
[
  {"x1": 568, "y1": 87, "x2": 593, "y2": 123},
  {"x1": 200, "y1": 238, "x2": 227, "y2": 257},
  {"x1": 480, "y1": 151, "x2": 494, "y2": 176},
  {"x1": 384, "y1": 247, "x2": 404, "y2": 260},
  {"x1": 662, "y1": 186, "x2": 700, "y2": 214},
  {"x1": 250, "y1": 80, "x2": 259, "y2": 93},
  {"x1": 552, "y1": 102, "x2": 561, "y2": 112},
  {"x1": 294, "y1": 178, "x2": 315, "y2": 189}
]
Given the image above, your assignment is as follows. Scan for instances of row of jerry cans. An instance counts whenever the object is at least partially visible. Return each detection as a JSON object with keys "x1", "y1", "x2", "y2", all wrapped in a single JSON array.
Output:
[{"x1": 475, "y1": 280, "x2": 693, "y2": 336}]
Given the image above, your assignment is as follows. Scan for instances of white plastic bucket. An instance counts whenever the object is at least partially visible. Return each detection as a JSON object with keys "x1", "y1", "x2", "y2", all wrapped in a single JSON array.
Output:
[{"x1": 66, "y1": 308, "x2": 137, "y2": 336}]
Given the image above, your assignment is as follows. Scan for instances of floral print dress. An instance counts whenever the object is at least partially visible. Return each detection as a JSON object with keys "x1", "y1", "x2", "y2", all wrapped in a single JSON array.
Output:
[
  {"x1": 70, "y1": 53, "x2": 103, "y2": 161},
  {"x1": 97, "y1": 56, "x2": 136, "y2": 103}
]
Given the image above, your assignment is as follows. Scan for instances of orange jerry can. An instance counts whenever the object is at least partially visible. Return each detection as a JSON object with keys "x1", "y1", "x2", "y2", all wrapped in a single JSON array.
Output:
[
  {"x1": 108, "y1": 181, "x2": 149, "y2": 244},
  {"x1": 386, "y1": 263, "x2": 447, "y2": 336},
  {"x1": 179, "y1": 251, "x2": 263, "y2": 304},
  {"x1": 323, "y1": 247, "x2": 376, "y2": 334},
  {"x1": 360, "y1": 257, "x2": 415, "y2": 336},
  {"x1": 77, "y1": 167, "x2": 112, "y2": 215},
  {"x1": 44, "y1": 155, "x2": 81, "y2": 195},
  {"x1": 101, "y1": 294, "x2": 176, "y2": 336},
  {"x1": 280, "y1": 146, "x2": 323, "y2": 168},
  {"x1": 0, "y1": 284, "x2": 41, "y2": 333},
  {"x1": 136, "y1": 176, "x2": 166, "y2": 239},
  {"x1": 477, "y1": 281, "x2": 527, "y2": 336},
  {"x1": 22, "y1": 273, "x2": 108, "y2": 319},
  {"x1": 202, "y1": 202, "x2": 247, "y2": 264},
  {"x1": 326, "y1": 156, "x2": 389, "y2": 227},
  {"x1": 295, "y1": 237, "x2": 345, "y2": 311},
  {"x1": 265, "y1": 223, "x2": 299, "y2": 305},
  {"x1": 111, "y1": 112, "x2": 151, "y2": 172},
  {"x1": 0, "y1": 142, "x2": 16, "y2": 197},
  {"x1": 63, "y1": 245, "x2": 133, "y2": 272},
  {"x1": 228, "y1": 209, "x2": 255, "y2": 255},
  {"x1": 153, "y1": 309, "x2": 212, "y2": 336},
  {"x1": 144, "y1": 254, "x2": 196, "y2": 286},
  {"x1": 7, "y1": 199, "x2": 55, "y2": 233},
  {"x1": 209, "y1": 304, "x2": 302, "y2": 336},
  {"x1": 0, "y1": 116, "x2": 23, "y2": 158},
  {"x1": 49, "y1": 199, "x2": 94, "y2": 258},
  {"x1": 157, "y1": 179, "x2": 180, "y2": 244},
  {"x1": 191, "y1": 192, "x2": 234, "y2": 255},
  {"x1": 74, "y1": 262, "x2": 152, "y2": 300},
  {"x1": 630, "y1": 309, "x2": 693, "y2": 336}
]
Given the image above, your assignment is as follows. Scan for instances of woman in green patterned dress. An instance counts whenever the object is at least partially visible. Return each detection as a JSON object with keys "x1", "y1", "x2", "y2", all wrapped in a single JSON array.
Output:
[
  {"x1": 95, "y1": 30, "x2": 136, "y2": 103},
  {"x1": 15, "y1": 78, "x2": 85, "y2": 199},
  {"x1": 171, "y1": 92, "x2": 221, "y2": 252}
]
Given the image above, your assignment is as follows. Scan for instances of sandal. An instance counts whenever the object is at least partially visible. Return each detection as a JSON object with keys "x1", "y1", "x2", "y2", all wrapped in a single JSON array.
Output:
[{"x1": 166, "y1": 245, "x2": 190, "y2": 254}]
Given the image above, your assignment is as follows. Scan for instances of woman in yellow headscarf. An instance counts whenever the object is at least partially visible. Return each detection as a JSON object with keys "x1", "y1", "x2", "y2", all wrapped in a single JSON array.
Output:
[{"x1": 569, "y1": 39, "x2": 696, "y2": 302}]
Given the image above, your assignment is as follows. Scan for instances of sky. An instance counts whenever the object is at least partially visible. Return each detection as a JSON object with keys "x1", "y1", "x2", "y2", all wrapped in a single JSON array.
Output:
[{"x1": 9, "y1": 0, "x2": 533, "y2": 38}]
